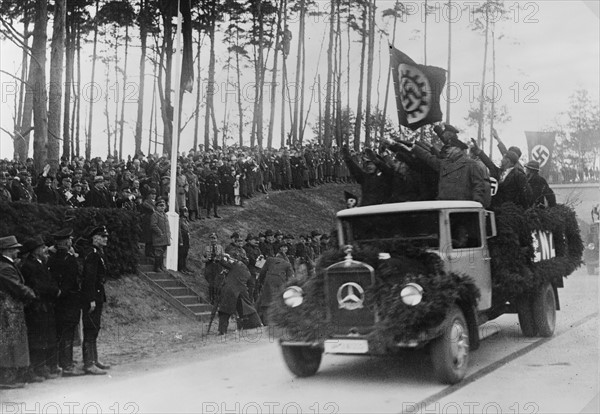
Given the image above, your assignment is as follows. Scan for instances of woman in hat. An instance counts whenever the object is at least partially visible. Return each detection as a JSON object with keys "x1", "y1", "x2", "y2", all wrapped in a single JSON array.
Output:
[
  {"x1": 19, "y1": 235, "x2": 62, "y2": 381},
  {"x1": 0, "y1": 236, "x2": 36, "y2": 389}
]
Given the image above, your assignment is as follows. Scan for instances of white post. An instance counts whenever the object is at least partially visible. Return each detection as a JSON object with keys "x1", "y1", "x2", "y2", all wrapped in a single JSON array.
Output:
[{"x1": 166, "y1": 0, "x2": 182, "y2": 271}]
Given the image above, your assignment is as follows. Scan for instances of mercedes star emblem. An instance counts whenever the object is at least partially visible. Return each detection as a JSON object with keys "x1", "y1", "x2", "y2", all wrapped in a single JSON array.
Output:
[{"x1": 337, "y1": 282, "x2": 365, "y2": 310}]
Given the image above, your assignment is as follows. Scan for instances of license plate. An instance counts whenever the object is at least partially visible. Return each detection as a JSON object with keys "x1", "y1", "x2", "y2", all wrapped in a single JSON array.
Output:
[{"x1": 324, "y1": 339, "x2": 369, "y2": 354}]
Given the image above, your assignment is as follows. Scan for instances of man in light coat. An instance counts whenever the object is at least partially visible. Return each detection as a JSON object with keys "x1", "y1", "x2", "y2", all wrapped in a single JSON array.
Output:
[{"x1": 0, "y1": 236, "x2": 35, "y2": 389}]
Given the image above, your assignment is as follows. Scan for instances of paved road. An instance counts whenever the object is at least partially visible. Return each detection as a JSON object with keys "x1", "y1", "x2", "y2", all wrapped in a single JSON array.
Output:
[{"x1": 1, "y1": 269, "x2": 598, "y2": 414}]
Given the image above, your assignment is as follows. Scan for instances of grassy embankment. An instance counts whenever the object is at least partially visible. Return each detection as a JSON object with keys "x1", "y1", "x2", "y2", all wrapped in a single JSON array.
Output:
[{"x1": 99, "y1": 183, "x2": 358, "y2": 365}]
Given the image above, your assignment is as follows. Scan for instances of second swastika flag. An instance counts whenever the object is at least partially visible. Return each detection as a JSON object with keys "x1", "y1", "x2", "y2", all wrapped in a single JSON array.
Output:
[
  {"x1": 525, "y1": 131, "x2": 556, "y2": 178},
  {"x1": 390, "y1": 46, "x2": 446, "y2": 131}
]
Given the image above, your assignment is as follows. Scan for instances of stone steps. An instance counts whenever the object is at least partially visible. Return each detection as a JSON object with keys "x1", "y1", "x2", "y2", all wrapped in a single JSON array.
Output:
[{"x1": 137, "y1": 255, "x2": 211, "y2": 321}]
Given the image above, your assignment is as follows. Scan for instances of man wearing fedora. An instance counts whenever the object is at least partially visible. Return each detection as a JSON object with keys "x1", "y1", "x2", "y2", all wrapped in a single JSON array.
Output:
[
  {"x1": 0, "y1": 235, "x2": 36, "y2": 389},
  {"x1": 47, "y1": 228, "x2": 85, "y2": 376},
  {"x1": 19, "y1": 235, "x2": 62, "y2": 381},
  {"x1": 525, "y1": 160, "x2": 556, "y2": 208},
  {"x1": 81, "y1": 226, "x2": 111, "y2": 375}
]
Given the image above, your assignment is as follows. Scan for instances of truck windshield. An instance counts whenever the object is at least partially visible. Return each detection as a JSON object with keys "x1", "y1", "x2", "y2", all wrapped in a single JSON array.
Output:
[{"x1": 340, "y1": 211, "x2": 440, "y2": 248}]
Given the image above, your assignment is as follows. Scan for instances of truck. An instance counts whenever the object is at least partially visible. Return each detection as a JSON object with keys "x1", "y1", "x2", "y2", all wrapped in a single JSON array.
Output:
[{"x1": 272, "y1": 200, "x2": 581, "y2": 384}]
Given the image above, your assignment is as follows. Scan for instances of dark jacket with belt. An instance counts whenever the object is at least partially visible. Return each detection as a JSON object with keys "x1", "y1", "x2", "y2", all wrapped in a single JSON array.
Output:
[
  {"x1": 493, "y1": 168, "x2": 533, "y2": 210},
  {"x1": 20, "y1": 256, "x2": 60, "y2": 350},
  {"x1": 47, "y1": 249, "x2": 82, "y2": 325},
  {"x1": 81, "y1": 246, "x2": 107, "y2": 305}
]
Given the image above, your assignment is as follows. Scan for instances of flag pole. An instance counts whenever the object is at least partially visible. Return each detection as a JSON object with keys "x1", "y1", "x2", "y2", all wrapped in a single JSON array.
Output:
[{"x1": 166, "y1": 0, "x2": 182, "y2": 271}]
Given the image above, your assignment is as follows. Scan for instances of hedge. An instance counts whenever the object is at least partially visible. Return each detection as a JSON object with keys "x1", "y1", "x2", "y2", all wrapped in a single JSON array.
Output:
[{"x1": 0, "y1": 201, "x2": 141, "y2": 277}]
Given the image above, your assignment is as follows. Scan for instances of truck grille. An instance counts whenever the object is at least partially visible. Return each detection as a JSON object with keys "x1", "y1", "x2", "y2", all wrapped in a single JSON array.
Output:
[{"x1": 325, "y1": 259, "x2": 376, "y2": 334}]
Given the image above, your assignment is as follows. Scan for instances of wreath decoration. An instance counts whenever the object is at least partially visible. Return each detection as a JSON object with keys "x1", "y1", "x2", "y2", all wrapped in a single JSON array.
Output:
[
  {"x1": 270, "y1": 203, "x2": 582, "y2": 347},
  {"x1": 270, "y1": 243, "x2": 480, "y2": 349}
]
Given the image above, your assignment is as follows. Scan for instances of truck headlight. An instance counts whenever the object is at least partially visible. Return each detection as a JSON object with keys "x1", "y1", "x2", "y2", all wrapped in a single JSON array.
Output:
[
  {"x1": 401, "y1": 283, "x2": 423, "y2": 306},
  {"x1": 283, "y1": 286, "x2": 304, "y2": 308},
  {"x1": 588, "y1": 243, "x2": 595, "y2": 250}
]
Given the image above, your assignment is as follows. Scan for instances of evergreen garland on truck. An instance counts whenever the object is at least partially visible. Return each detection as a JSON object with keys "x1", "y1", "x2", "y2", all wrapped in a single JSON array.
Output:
[
  {"x1": 270, "y1": 203, "x2": 582, "y2": 346},
  {"x1": 0, "y1": 201, "x2": 141, "y2": 277},
  {"x1": 270, "y1": 244, "x2": 480, "y2": 348},
  {"x1": 490, "y1": 203, "x2": 583, "y2": 304}
]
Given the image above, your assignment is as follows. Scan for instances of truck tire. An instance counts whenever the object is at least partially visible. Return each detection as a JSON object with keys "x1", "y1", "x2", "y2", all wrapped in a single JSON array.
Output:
[
  {"x1": 517, "y1": 299, "x2": 537, "y2": 337},
  {"x1": 281, "y1": 345, "x2": 322, "y2": 377},
  {"x1": 531, "y1": 282, "x2": 556, "y2": 337},
  {"x1": 431, "y1": 305, "x2": 469, "y2": 384}
]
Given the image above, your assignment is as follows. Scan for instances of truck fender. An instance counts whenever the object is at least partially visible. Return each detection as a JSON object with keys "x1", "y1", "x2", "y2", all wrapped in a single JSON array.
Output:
[{"x1": 457, "y1": 300, "x2": 480, "y2": 351}]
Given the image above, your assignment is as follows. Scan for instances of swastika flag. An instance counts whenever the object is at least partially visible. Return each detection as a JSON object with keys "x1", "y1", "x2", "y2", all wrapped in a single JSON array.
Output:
[
  {"x1": 525, "y1": 131, "x2": 556, "y2": 178},
  {"x1": 390, "y1": 46, "x2": 446, "y2": 131}
]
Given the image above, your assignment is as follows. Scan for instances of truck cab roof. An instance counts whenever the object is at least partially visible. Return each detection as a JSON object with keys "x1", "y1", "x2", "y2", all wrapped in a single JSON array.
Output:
[{"x1": 337, "y1": 201, "x2": 484, "y2": 218}]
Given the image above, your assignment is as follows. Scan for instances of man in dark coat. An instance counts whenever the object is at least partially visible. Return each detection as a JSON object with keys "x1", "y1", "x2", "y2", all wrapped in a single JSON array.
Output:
[
  {"x1": 85, "y1": 176, "x2": 111, "y2": 208},
  {"x1": 0, "y1": 236, "x2": 36, "y2": 389},
  {"x1": 204, "y1": 167, "x2": 221, "y2": 218},
  {"x1": 202, "y1": 233, "x2": 225, "y2": 304},
  {"x1": 243, "y1": 234, "x2": 263, "y2": 301},
  {"x1": 20, "y1": 236, "x2": 62, "y2": 381},
  {"x1": 257, "y1": 245, "x2": 294, "y2": 325},
  {"x1": 341, "y1": 145, "x2": 393, "y2": 206},
  {"x1": 260, "y1": 229, "x2": 276, "y2": 258},
  {"x1": 525, "y1": 160, "x2": 556, "y2": 208},
  {"x1": 35, "y1": 174, "x2": 63, "y2": 206},
  {"x1": 402, "y1": 135, "x2": 489, "y2": 208},
  {"x1": 491, "y1": 151, "x2": 533, "y2": 209},
  {"x1": 215, "y1": 254, "x2": 262, "y2": 335},
  {"x1": 81, "y1": 226, "x2": 111, "y2": 375},
  {"x1": 47, "y1": 228, "x2": 84, "y2": 376}
]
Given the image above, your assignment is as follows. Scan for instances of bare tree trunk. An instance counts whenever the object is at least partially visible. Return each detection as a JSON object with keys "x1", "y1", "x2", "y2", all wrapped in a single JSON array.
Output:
[
  {"x1": 221, "y1": 49, "x2": 231, "y2": 148},
  {"x1": 104, "y1": 65, "x2": 112, "y2": 157},
  {"x1": 86, "y1": 0, "x2": 99, "y2": 160},
  {"x1": 148, "y1": 53, "x2": 157, "y2": 156},
  {"x1": 477, "y1": 8, "x2": 489, "y2": 147},
  {"x1": 446, "y1": 0, "x2": 452, "y2": 123},
  {"x1": 75, "y1": 21, "x2": 81, "y2": 157},
  {"x1": 335, "y1": 4, "x2": 342, "y2": 146},
  {"x1": 113, "y1": 31, "x2": 119, "y2": 157},
  {"x1": 291, "y1": 0, "x2": 305, "y2": 144},
  {"x1": 162, "y1": 12, "x2": 174, "y2": 155},
  {"x1": 280, "y1": 48, "x2": 287, "y2": 148},
  {"x1": 267, "y1": 0, "x2": 284, "y2": 149},
  {"x1": 364, "y1": 0, "x2": 376, "y2": 147},
  {"x1": 63, "y1": 12, "x2": 75, "y2": 160},
  {"x1": 489, "y1": 26, "x2": 496, "y2": 158},
  {"x1": 236, "y1": 31, "x2": 244, "y2": 147},
  {"x1": 323, "y1": 0, "x2": 336, "y2": 147},
  {"x1": 193, "y1": 31, "x2": 202, "y2": 150},
  {"x1": 256, "y1": 2, "x2": 265, "y2": 148},
  {"x1": 353, "y1": 2, "x2": 367, "y2": 151},
  {"x1": 134, "y1": 0, "x2": 148, "y2": 156},
  {"x1": 298, "y1": 3, "x2": 307, "y2": 144},
  {"x1": 204, "y1": 14, "x2": 216, "y2": 149},
  {"x1": 15, "y1": 18, "x2": 31, "y2": 161},
  {"x1": 317, "y1": 74, "x2": 322, "y2": 144},
  {"x1": 380, "y1": 1, "x2": 399, "y2": 141},
  {"x1": 31, "y1": 0, "x2": 49, "y2": 172},
  {"x1": 118, "y1": 23, "x2": 130, "y2": 160},
  {"x1": 48, "y1": 0, "x2": 65, "y2": 167}
]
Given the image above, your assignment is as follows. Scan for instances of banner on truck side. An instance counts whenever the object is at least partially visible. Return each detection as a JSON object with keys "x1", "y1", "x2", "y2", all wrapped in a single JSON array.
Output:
[{"x1": 532, "y1": 230, "x2": 555, "y2": 262}]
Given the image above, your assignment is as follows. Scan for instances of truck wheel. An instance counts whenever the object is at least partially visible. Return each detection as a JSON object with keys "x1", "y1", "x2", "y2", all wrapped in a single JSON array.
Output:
[
  {"x1": 531, "y1": 282, "x2": 556, "y2": 337},
  {"x1": 587, "y1": 264, "x2": 597, "y2": 275},
  {"x1": 431, "y1": 306, "x2": 469, "y2": 384},
  {"x1": 517, "y1": 299, "x2": 537, "y2": 337},
  {"x1": 280, "y1": 345, "x2": 322, "y2": 377}
]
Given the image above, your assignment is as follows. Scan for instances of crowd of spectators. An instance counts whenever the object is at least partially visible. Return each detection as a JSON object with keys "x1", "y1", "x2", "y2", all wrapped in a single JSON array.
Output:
[{"x1": 0, "y1": 145, "x2": 355, "y2": 212}]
